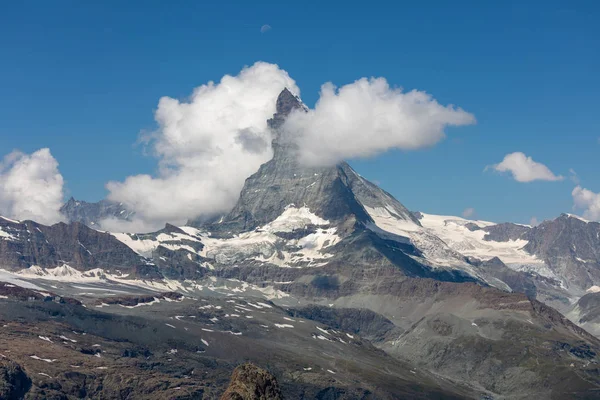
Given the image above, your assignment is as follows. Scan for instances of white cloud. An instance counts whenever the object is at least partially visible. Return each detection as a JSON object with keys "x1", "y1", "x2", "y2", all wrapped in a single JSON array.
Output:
[
  {"x1": 105, "y1": 62, "x2": 299, "y2": 232},
  {"x1": 488, "y1": 152, "x2": 563, "y2": 183},
  {"x1": 529, "y1": 216, "x2": 539, "y2": 227},
  {"x1": 462, "y1": 207, "x2": 475, "y2": 218},
  {"x1": 260, "y1": 24, "x2": 271, "y2": 33},
  {"x1": 282, "y1": 77, "x2": 475, "y2": 166},
  {"x1": 569, "y1": 168, "x2": 579, "y2": 184},
  {"x1": 572, "y1": 186, "x2": 600, "y2": 221},
  {"x1": 0, "y1": 148, "x2": 65, "y2": 225}
]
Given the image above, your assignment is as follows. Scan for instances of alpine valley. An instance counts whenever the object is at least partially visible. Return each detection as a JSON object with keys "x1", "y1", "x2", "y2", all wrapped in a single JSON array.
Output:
[{"x1": 1, "y1": 89, "x2": 599, "y2": 399}]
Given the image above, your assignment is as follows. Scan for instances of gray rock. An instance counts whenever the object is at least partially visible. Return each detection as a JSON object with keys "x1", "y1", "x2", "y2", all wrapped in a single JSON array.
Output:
[
  {"x1": 524, "y1": 214, "x2": 600, "y2": 292},
  {"x1": 0, "y1": 217, "x2": 144, "y2": 272},
  {"x1": 482, "y1": 222, "x2": 530, "y2": 242},
  {"x1": 60, "y1": 197, "x2": 134, "y2": 229}
]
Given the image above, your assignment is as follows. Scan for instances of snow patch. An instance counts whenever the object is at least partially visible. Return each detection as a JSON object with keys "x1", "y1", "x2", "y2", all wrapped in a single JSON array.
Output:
[
  {"x1": 586, "y1": 286, "x2": 600, "y2": 294},
  {"x1": 30, "y1": 355, "x2": 56, "y2": 363},
  {"x1": 263, "y1": 205, "x2": 329, "y2": 233},
  {"x1": 274, "y1": 324, "x2": 294, "y2": 328}
]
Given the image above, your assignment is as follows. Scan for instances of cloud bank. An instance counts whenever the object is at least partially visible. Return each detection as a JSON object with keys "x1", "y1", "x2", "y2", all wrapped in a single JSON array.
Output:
[
  {"x1": 104, "y1": 62, "x2": 299, "y2": 232},
  {"x1": 283, "y1": 78, "x2": 476, "y2": 166},
  {"x1": 0, "y1": 148, "x2": 65, "y2": 225},
  {"x1": 488, "y1": 152, "x2": 563, "y2": 183},
  {"x1": 572, "y1": 186, "x2": 600, "y2": 221}
]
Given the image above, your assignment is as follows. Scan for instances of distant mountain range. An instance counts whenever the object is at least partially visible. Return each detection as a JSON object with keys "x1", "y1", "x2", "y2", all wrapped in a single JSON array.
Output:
[{"x1": 2, "y1": 88, "x2": 599, "y2": 398}]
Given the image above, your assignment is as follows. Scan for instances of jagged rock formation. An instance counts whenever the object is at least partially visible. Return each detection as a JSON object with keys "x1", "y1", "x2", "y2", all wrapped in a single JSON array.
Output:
[
  {"x1": 220, "y1": 363, "x2": 282, "y2": 400},
  {"x1": 60, "y1": 197, "x2": 134, "y2": 229},
  {"x1": 0, "y1": 359, "x2": 30, "y2": 400},
  {"x1": 524, "y1": 214, "x2": 600, "y2": 294},
  {"x1": 0, "y1": 217, "x2": 144, "y2": 273}
]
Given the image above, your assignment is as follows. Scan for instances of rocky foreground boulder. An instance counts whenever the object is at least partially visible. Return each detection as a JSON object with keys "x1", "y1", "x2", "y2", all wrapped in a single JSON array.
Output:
[
  {"x1": 220, "y1": 363, "x2": 282, "y2": 400},
  {"x1": 0, "y1": 359, "x2": 31, "y2": 400}
]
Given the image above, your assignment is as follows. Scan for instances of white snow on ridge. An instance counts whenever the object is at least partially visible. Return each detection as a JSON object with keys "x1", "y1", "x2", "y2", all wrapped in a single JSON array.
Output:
[
  {"x1": 111, "y1": 231, "x2": 202, "y2": 258},
  {"x1": 363, "y1": 207, "x2": 554, "y2": 282},
  {"x1": 110, "y1": 233, "x2": 159, "y2": 258},
  {"x1": 0, "y1": 227, "x2": 16, "y2": 241},
  {"x1": 418, "y1": 213, "x2": 541, "y2": 265},
  {"x1": 15, "y1": 265, "x2": 124, "y2": 282},
  {"x1": 0, "y1": 269, "x2": 44, "y2": 290},
  {"x1": 263, "y1": 205, "x2": 329, "y2": 233},
  {"x1": 199, "y1": 230, "x2": 278, "y2": 264},
  {"x1": 200, "y1": 206, "x2": 339, "y2": 268},
  {"x1": 110, "y1": 206, "x2": 338, "y2": 269},
  {"x1": 364, "y1": 206, "x2": 475, "y2": 270},
  {"x1": 0, "y1": 216, "x2": 20, "y2": 224},
  {"x1": 364, "y1": 205, "x2": 421, "y2": 234},
  {"x1": 565, "y1": 213, "x2": 591, "y2": 223}
]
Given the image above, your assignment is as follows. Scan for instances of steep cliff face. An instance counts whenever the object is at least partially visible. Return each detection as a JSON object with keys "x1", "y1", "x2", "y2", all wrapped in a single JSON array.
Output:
[{"x1": 0, "y1": 216, "x2": 143, "y2": 272}]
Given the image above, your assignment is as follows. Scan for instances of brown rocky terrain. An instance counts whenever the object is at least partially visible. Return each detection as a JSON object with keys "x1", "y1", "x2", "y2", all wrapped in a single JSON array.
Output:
[{"x1": 220, "y1": 363, "x2": 282, "y2": 400}]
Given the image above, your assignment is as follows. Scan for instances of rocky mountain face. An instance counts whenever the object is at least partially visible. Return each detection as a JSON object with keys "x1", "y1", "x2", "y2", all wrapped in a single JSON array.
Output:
[
  {"x1": 60, "y1": 197, "x2": 134, "y2": 229},
  {"x1": 1, "y1": 88, "x2": 600, "y2": 398},
  {"x1": 413, "y1": 213, "x2": 600, "y2": 305},
  {"x1": 524, "y1": 214, "x2": 600, "y2": 295},
  {"x1": 569, "y1": 291, "x2": 600, "y2": 338},
  {"x1": 0, "y1": 216, "x2": 144, "y2": 273}
]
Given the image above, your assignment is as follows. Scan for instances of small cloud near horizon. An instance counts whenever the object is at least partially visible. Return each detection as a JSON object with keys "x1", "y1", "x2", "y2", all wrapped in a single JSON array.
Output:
[
  {"x1": 462, "y1": 207, "x2": 476, "y2": 218},
  {"x1": 529, "y1": 216, "x2": 539, "y2": 226},
  {"x1": 260, "y1": 24, "x2": 271, "y2": 33}
]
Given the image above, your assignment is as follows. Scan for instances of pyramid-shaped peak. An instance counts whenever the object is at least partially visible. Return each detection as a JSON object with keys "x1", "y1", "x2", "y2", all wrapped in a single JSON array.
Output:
[{"x1": 275, "y1": 88, "x2": 305, "y2": 116}]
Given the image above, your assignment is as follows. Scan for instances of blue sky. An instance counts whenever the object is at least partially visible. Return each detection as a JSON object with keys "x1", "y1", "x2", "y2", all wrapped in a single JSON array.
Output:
[{"x1": 0, "y1": 0, "x2": 598, "y2": 225}]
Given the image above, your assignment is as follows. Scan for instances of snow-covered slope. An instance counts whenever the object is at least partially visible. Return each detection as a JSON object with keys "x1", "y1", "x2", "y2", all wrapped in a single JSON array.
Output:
[
  {"x1": 112, "y1": 206, "x2": 341, "y2": 269},
  {"x1": 418, "y1": 213, "x2": 542, "y2": 266}
]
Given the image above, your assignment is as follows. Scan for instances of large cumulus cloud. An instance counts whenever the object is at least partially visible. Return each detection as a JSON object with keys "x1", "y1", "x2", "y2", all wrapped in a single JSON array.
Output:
[
  {"x1": 283, "y1": 78, "x2": 476, "y2": 166},
  {"x1": 0, "y1": 148, "x2": 65, "y2": 225},
  {"x1": 104, "y1": 62, "x2": 299, "y2": 232}
]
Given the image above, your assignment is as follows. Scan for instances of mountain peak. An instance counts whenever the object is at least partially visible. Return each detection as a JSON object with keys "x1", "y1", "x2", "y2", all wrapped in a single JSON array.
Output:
[
  {"x1": 268, "y1": 88, "x2": 306, "y2": 132},
  {"x1": 275, "y1": 87, "x2": 304, "y2": 116}
]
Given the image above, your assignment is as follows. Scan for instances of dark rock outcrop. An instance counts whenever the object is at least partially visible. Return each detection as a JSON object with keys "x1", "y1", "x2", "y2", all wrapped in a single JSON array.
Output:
[
  {"x1": 220, "y1": 363, "x2": 282, "y2": 400},
  {"x1": 482, "y1": 222, "x2": 531, "y2": 242},
  {"x1": 0, "y1": 359, "x2": 31, "y2": 400}
]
